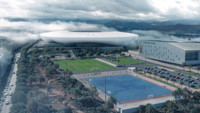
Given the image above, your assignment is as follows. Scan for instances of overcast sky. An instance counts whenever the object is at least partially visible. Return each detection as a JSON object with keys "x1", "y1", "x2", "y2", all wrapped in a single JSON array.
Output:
[{"x1": 0, "y1": 0, "x2": 200, "y2": 20}]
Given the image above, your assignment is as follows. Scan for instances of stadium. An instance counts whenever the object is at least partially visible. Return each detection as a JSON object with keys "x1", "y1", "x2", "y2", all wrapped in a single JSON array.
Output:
[{"x1": 40, "y1": 31, "x2": 138, "y2": 49}]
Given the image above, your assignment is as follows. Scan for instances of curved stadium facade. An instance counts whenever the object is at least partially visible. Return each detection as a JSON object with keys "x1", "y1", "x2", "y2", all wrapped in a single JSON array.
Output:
[{"x1": 40, "y1": 31, "x2": 138, "y2": 48}]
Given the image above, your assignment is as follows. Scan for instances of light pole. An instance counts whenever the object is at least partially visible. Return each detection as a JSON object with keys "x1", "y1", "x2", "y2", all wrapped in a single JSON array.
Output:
[{"x1": 104, "y1": 72, "x2": 107, "y2": 101}]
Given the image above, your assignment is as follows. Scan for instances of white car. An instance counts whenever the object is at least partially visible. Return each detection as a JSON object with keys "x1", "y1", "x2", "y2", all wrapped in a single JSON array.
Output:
[
  {"x1": 9, "y1": 91, "x2": 12, "y2": 96},
  {"x1": 3, "y1": 92, "x2": 8, "y2": 97},
  {"x1": 5, "y1": 100, "x2": 10, "y2": 105}
]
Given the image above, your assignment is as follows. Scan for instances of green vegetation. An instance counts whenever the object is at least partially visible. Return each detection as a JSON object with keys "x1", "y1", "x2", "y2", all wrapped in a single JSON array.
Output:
[
  {"x1": 54, "y1": 59, "x2": 116, "y2": 72},
  {"x1": 11, "y1": 42, "x2": 116, "y2": 113},
  {"x1": 102, "y1": 57, "x2": 143, "y2": 65},
  {"x1": 73, "y1": 47, "x2": 125, "y2": 58},
  {"x1": 139, "y1": 88, "x2": 200, "y2": 113},
  {"x1": 144, "y1": 63, "x2": 153, "y2": 66},
  {"x1": 10, "y1": 41, "x2": 56, "y2": 113},
  {"x1": 118, "y1": 58, "x2": 142, "y2": 65},
  {"x1": 184, "y1": 71, "x2": 200, "y2": 75}
]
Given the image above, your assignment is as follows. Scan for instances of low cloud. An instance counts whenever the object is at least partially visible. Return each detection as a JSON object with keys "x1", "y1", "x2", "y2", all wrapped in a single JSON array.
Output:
[
  {"x1": 0, "y1": 18, "x2": 113, "y2": 43},
  {"x1": 0, "y1": 18, "x2": 114, "y2": 77},
  {"x1": 132, "y1": 30, "x2": 189, "y2": 41}
]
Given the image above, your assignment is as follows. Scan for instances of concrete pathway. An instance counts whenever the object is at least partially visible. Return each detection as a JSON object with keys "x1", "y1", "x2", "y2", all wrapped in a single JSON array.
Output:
[{"x1": 95, "y1": 58, "x2": 117, "y2": 67}]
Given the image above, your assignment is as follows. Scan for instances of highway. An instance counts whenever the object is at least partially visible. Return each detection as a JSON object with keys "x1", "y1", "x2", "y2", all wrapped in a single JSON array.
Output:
[{"x1": 0, "y1": 53, "x2": 20, "y2": 113}]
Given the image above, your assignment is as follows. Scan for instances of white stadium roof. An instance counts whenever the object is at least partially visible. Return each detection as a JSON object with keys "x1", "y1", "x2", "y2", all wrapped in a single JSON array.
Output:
[
  {"x1": 41, "y1": 31, "x2": 138, "y2": 38},
  {"x1": 40, "y1": 31, "x2": 138, "y2": 46}
]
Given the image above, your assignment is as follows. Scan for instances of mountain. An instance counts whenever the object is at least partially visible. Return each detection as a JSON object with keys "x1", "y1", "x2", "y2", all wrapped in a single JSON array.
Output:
[{"x1": 103, "y1": 20, "x2": 200, "y2": 37}]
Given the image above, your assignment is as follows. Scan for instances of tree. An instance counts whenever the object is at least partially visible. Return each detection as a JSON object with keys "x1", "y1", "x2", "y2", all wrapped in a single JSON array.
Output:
[
  {"x1": 173, "y1": 88, "x2": 184, "y2": 100},
  {"x1": 79, "y1": 96, "x2": 98, "y2": 107},
  {"x1": 11, "y1": 91, "x2": 27, "y2": 104},
  {"x1": 165, "y1": 100, "x2": 178, "y2": 112},
  {"x1": 106, "y1": 96, "x2": 117, "y2": 108},
  {"x1": 180, "y1": 81, "x2": 184, "y2": 87},
  {"x1": 166, "y1": 77, "x2": 169, "y2": 83},
  {"x1": 190, "y1": 106, "x2": 200, "y2": 113},
  {"x1": 197, "y1": 66, "x2": 200, "y2": 74},
  {"x1": 10, "y1": 102, "x2": 27, "y2": 113},
  {"x1": 182, "y1": 62, "x2": 185, "y2": 71},
  {"x1": 70, "y1": 88, "x2": 81, "y2": 97},
  {"x1": 145, "y1": 104, "x2": 157, "y2": 113},
  {"x1": 57, "y1": 107, "x2": 73, "y2": 113},
  {"x1": 192, "y1": 91, "x2": 200, "y2": 101},
  {"x1": 153, "y1": 70, "x2": 157, "y2": 76},
  {"x1": 139, "y1": 105, "x2": 146, "y2": 113},
  {"x1": 188, "y1": 65, "x2": 192, "y2": 72},
  {"x1": 27, "y1": 76, "x2": 36, "y2": 85},
  {"x1": 38, "y1": 76, "x2": 45, "y2": 84},
  {"x1": 182, "y1": 88, "x2": 192, "y2": 100},
  {"x1": 27, "y1": 100, "x2": 38, "y2": 113}
]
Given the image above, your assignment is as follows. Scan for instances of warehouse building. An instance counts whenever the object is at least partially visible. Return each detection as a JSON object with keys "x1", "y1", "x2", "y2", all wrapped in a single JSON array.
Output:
[{"x1": 139, "y1": 40, "x2": 200, "y2": 65}]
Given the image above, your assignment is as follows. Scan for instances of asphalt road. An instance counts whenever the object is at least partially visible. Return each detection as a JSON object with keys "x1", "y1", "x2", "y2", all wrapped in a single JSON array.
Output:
[{"x1": 0, "y1": 53, "x2": 20, "y2": 113}]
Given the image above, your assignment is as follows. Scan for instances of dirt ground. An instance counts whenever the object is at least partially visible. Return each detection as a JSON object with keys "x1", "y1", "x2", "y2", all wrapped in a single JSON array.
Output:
[{"x1": 35, "y1": 64, "x2": 83, "y2": 113}]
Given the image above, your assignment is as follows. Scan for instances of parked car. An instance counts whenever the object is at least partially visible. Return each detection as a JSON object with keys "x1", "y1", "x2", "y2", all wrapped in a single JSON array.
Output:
[{"x1": 5, "y1": 100, "x2": 10, "y2": 105}]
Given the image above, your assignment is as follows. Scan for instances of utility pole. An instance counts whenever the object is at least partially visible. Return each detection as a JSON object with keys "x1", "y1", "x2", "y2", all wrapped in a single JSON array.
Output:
[
  {"x1": 104, "y1": 72, "x2": 107, "y2": 101},
  {"x1": 124, "y1": 58, "x2": 125, "y2": 68}
]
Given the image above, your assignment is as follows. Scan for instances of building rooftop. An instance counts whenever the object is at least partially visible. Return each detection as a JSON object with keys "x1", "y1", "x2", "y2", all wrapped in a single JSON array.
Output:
[
  {"x1": 170, "y1": 42, "x2": 200, "y2": 50},
  {"x1": 117, "y1": 95, "x2": 174, "y2": 111},
  {"x1": 141, "y1": 40, "x2": 200, "y2": 51},
  {"x1": 40, "y1": 31, "x2": 138, "y2": 39}
]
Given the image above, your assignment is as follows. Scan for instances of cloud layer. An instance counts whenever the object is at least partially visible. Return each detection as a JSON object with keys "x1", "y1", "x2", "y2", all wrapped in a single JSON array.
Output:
[
  {"x1": 0, "y1": 0, "x2": 200, "y2": 20},
  {"x1": 0, "y1": 18, "x2": 113, "y2": 43},
  {"x1": 132, "y1": 30, "x2": 200, "y2": 42}
]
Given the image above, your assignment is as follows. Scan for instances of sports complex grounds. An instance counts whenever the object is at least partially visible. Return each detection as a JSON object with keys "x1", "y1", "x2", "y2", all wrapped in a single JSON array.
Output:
[{"x1": 54, "y1": 58, "x2": 174, "y2": 112}]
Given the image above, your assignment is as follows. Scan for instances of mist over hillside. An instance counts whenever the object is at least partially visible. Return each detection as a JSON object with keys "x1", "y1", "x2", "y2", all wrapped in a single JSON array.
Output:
[{"x1": 0, "y1": 18, "x2": 200, "y2": 78}]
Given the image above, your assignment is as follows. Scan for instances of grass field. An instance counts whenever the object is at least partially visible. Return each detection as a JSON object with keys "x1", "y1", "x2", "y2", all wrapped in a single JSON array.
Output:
[
  {"x1": 103, "y1": 58, "x2": 143, "y2": 65},
  {"x1": 118, "y1": 58, "x2": 142, "y2": 65},
  {"x1": 54, "y1": 59, "x2": 116, "y2": 73}
]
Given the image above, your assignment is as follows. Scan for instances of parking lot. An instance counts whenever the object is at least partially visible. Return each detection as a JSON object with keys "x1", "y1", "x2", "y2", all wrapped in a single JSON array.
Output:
[{"x1": 137, "y1": 66, "x2": 200, "y2": 89}]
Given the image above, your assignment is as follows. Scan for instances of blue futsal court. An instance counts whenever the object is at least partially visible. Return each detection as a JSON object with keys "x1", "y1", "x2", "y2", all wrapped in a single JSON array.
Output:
[{"x1": 86, "y1": 74, "x2": 172, "y2": 102}]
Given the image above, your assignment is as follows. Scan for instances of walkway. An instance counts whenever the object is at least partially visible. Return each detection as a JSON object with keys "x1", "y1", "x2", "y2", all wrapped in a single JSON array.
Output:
[{"x1": 95, "y1": 58, "x2": 117, "y2": 67}]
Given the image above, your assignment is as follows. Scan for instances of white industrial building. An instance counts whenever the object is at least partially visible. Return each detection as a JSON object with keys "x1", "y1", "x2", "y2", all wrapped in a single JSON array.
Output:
[{"x1": 139, "y1": 40, "x2": 200, "y2": 65}]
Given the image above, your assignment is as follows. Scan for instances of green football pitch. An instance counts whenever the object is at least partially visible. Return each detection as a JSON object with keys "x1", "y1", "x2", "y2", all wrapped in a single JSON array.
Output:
[
  {"x1": 103, "y1": 58, "x2": 143, "y2": 65},
  {"x1": 118, "y1": 58, "x2": 142, "y2": 65},
  {"x1": 54, "y1": 59, "x2": 116, "y2": 73}
]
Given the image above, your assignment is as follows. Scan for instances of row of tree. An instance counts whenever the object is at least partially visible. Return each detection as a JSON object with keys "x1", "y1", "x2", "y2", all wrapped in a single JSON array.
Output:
[
  {"x1": 139, "y1": 88, "x2": 200, "y2": 113},
  {"x1": 10, "y1": 41, "x2": 72, "y2": 113}
]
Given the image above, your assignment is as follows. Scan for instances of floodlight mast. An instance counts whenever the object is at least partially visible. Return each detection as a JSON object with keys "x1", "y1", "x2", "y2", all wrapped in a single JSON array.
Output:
[{"x1": 105, "y1": 72, "x2": 107, "y2": 101}]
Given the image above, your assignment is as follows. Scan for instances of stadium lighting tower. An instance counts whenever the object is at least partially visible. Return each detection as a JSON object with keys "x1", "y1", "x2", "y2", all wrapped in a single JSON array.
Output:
[{"x1": 105, "y1": 72, "x2": 107, "y2": 101}]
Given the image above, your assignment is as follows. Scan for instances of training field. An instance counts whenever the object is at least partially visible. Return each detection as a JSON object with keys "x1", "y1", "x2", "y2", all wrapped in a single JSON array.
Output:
[
  {"x1": 118, "y1": 58, "x2": 142, "y2": 65},
  {"x1": 54, "y1": 59, "x2": 116, "y2": 73},
  {"x1": 103, "y1": 58, "x2": 142, "y2": 65},
  {"x1": 87, "y1": 74, "x2": 172, "y2": 102}
]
